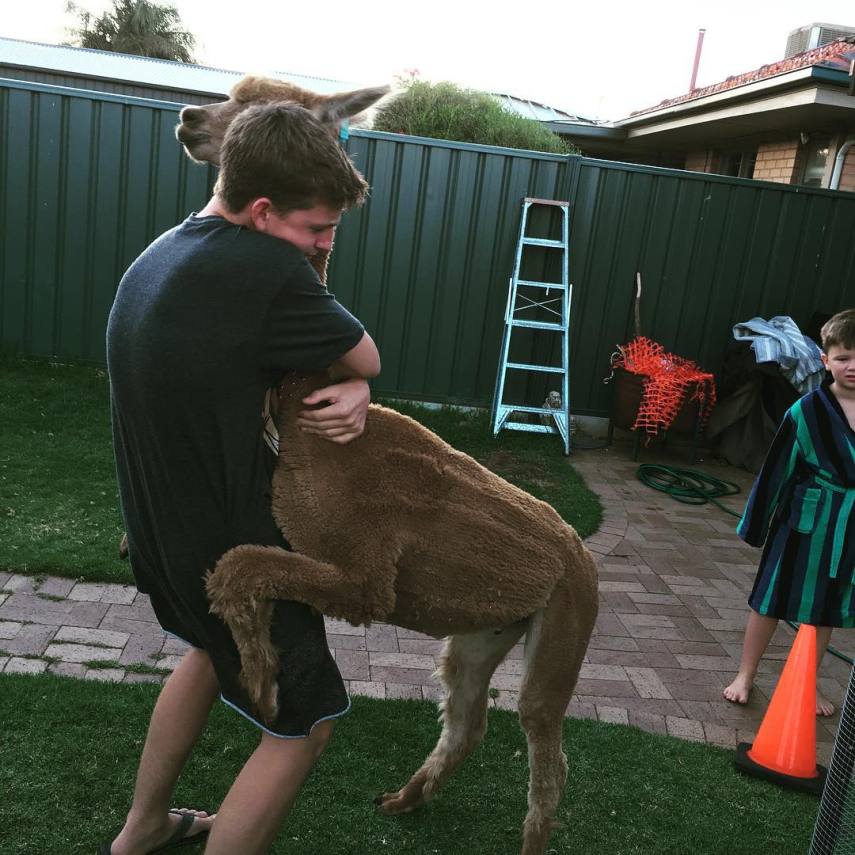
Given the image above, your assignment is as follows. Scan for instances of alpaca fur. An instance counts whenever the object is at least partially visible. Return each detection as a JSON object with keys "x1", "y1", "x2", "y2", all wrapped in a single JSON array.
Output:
[{"x1": 207, "y1": 374, "x2": 599, "y2": 855}]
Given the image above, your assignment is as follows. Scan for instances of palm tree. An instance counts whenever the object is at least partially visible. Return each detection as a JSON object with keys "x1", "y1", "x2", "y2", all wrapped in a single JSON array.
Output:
[{"x1": 66, "y1": 0, "x2": 196, "y2": 63}]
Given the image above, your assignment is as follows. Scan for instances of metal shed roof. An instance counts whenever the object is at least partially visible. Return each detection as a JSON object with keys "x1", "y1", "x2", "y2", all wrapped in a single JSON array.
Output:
[
  {"x1": 489, "y1": 90, "x2": 597, "y2": 124},
  {"x1": 0, "y1": 35, "x2": 364, "y2": 97}
]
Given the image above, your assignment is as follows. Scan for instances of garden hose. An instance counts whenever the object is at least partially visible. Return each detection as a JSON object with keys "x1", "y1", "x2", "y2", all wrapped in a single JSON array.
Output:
[
  {"x1": 635, "y1": 464, "x2": 854, "y2": 667},
  {"x1": 635, "y1": 464, "x2": 742, "y2": 517}
]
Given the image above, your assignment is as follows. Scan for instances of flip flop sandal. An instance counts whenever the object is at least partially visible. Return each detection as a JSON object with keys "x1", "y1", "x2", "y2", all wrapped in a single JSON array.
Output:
[{"x1": 97, "y1": 809, "x2": 210, "y2": 854}]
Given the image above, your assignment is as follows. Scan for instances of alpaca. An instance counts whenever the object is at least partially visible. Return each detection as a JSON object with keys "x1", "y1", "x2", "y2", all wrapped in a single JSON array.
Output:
[
  {"x1": 175, "y1": 75, "x2": 389, "y2": 166},
  {"x1": 176, "y1": 78, "x2": 599, "y2": 854},
  {"x1": 207, "y1": 376, "x2": 598, "y2": 855}
]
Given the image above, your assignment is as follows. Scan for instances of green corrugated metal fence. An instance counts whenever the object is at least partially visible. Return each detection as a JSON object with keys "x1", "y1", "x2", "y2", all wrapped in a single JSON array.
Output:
[
  {"x1": 564, "y1": 159, "x2": 855, "y2": 414},
  {"x1": 338, "y1": 130, "x2": 570, "y2": 409},
  {"x1": 2, "y1": 78, "x2": 854, "y2": 415},
  {"x1": 0, "y1": 80, "x2": 216, "y2": 363}
]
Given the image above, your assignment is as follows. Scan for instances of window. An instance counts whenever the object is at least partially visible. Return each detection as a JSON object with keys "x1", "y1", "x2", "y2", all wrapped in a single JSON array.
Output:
[
  {"x1": 717, "y1": 150, "x2": 757, "y2": 179},
  {"x1": 799, "y1": 138, "x2": 830, "y2": 187}
]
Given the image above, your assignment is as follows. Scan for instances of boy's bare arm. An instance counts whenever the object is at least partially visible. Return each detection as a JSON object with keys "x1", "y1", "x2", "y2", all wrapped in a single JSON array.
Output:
[
  {"x1": 328, "y1": 331, "x2": 381, "y2": 381},
  {"x1": 296, "y1": 332, "x2": 380, "y2": 444}
]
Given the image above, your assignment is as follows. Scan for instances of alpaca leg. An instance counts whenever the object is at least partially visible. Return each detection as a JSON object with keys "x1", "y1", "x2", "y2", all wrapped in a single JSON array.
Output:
[
  {"x1": 377, "y1": 621, "x2": 527, "y2": 815},
  {"x1": 209, "y1": 544, "x2": 396, "y2": 626},
  {"x1": 206, "y1": 544, "x2": 396, "y2": 723},
  {"x1": 517, "y1": 575, "x2": 596, "y2": 855}
]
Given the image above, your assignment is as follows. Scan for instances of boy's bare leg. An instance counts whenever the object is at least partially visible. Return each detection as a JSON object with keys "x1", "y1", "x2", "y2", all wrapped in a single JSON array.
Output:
[
  {"x1": 723, "y1": 610, "x2": 778, "y2": 704},
  {"x1": 724, "y1": 615, "x2": 836, "y2": 716},
  {"x1": 204, "y1": 720, "x2": 334, "y2": 854},
  {"x1": 107, "y1": 647, "x2": 220, "y2": 855},
  {"x1": 816, "y1": 626, "x2": 835, "y2": 717}
]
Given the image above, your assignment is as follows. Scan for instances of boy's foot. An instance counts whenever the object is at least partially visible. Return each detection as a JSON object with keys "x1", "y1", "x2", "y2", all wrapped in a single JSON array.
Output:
[
  {"x1": 725, "y1": 676, "x2": 835, "y2": 715},
  {"x1": 817, "y1": 692, "x2": 835, "y2": 717},
  {"x1": 723, "y1": 674, "x2": 753, "y2": 705},
  {"x1": 99, "y1": 808, "x2": 214, "y2": 855}
]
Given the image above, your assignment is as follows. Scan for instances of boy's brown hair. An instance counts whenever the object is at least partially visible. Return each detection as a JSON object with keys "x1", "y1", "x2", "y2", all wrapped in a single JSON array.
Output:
[
  {"x1": 215, "y1": 102, "x2": 368, "y2": 214},
  {"x1": 821, "y1": 309, "x2": 855, "y2": 352}
]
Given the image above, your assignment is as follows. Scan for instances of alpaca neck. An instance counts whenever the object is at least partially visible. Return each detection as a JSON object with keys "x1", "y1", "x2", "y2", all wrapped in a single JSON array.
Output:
[
  {"x1": 275, "y1": 372, "x2": 329, "y2": 428},
  {"x1": 272, "y1": 373, "x2": 330, "y2": 516}
]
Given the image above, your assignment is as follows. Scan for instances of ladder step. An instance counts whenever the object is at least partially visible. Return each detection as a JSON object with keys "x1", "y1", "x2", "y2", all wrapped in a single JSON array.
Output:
[
  {"x1": 523, "y1": 197, "x2": 570, "y2": 208},
  {"x1": 505, "y1": 362, "x2": 565, "y2": 374},
  {"x1": 502, "y1": 405, "x2": 566, "y2": 416},
  {"x1": 516, "y1": 279, "x2": 566, "y2": 290},
  {"x1": 503, "y1": 422, "x2": 561, "y2": 435},
  {"x1": 521, "y1": 238, "x2": 564, "y2": 248},
  {"x1": 510, "y1": 320, "x2": 565, "y2": 331}
]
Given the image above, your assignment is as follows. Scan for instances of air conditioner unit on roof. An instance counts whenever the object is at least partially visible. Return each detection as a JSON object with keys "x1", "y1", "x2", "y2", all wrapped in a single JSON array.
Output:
[{"x1": 785, "y1": 22, "x2": 855, "y2": 58}]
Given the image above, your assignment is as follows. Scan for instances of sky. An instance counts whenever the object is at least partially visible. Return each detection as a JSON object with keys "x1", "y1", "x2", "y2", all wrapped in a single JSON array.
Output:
[{"x1": 3, "y1": 0, "x2": 855, "y2": 120}]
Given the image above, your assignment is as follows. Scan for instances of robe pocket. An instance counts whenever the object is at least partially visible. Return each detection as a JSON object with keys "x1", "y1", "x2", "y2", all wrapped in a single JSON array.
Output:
[{"x1": 788, "y1": 487, "x2": 823, "y2": 534}]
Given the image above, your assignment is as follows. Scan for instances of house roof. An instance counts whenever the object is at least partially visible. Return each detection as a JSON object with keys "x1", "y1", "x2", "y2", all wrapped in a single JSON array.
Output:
[
  {"x1": 0, "y1": 35, "x2": 364, "y2": 97},
  {"x1": 630, "y1": 36, "x2": 855, "y2": 118}
]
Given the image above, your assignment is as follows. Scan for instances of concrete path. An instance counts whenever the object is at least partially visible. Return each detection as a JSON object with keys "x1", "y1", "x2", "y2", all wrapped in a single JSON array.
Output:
[{"x1": 1, "y1": 439, "x2": 852, "y2": 763}]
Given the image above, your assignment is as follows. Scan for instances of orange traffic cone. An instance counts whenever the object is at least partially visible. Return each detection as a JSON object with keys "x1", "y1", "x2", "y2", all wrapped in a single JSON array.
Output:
[{"x1": 735, "y1": 624, "x2": 827, "y2": 795}]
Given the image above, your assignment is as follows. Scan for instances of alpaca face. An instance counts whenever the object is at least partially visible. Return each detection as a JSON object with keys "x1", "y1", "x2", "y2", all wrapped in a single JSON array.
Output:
[
  {"x1": 175, "y1": 75, "x2": 390, "y2": 166},
  {"x1": 176, "y1": 98, "x2": 241, "y2": 165}
]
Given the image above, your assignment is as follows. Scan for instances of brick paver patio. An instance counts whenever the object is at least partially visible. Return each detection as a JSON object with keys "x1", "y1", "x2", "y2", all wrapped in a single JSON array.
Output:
[{"x1": 1, "y1": 439, "x2": 852, "y2": 763}]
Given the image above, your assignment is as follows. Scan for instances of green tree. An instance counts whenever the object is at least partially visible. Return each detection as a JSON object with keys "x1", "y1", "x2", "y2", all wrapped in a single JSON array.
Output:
[
  {"x1": 66, "y1": 0, "x2": 196, "y2": 63},
  {"x1": 372, "y1": 80, "x2": 576, "y2": 155}
]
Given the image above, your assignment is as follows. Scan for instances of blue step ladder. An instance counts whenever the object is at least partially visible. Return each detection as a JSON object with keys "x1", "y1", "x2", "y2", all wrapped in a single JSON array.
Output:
[{"x1": 491, "y1": 197, "x2": 572, "y2": 455}]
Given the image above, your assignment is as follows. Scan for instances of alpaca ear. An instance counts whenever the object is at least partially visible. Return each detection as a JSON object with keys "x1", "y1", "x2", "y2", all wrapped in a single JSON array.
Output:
[{"x1": 313, "y1": 85, "x2": 390, "y2": 126}]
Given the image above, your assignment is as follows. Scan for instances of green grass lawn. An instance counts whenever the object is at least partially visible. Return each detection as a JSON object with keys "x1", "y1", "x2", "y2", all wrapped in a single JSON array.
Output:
[
  {"x1": 0, "y1": 672, "x2": 817, "y2": 855},
  {"x1": 0, "y1": 358, "x2": 601, "y2": 584},
  {"x1": 0, "y1": 359, "x2": 123, "y2": 581}
]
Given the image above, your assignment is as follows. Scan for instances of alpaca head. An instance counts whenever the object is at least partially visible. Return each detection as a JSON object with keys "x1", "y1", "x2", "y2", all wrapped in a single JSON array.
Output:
[{"x1": 176, "y1": 75, "x2": 389, "y2": 165}]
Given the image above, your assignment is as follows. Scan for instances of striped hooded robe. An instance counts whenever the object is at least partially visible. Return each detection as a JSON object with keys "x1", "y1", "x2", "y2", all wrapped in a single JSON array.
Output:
[{"x1": 738, "y1": 385, "x2": 855, "y2": 627}]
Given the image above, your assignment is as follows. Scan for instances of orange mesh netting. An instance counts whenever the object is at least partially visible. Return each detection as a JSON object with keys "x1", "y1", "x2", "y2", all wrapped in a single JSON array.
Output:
[{"x1": 612, "y1": 337, "x2": 717, "y2": 436}]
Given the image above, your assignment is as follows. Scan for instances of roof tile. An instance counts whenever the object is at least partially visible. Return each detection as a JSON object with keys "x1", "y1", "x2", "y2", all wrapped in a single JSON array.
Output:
[{"x1": 631, "y1": 37, "x2": 855, "y2": 117}]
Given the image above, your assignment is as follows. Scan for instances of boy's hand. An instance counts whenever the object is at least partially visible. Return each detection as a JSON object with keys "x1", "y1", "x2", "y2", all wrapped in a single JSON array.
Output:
[{"x1": 297, "y1": 378, "x2": 371, "y2": 444}]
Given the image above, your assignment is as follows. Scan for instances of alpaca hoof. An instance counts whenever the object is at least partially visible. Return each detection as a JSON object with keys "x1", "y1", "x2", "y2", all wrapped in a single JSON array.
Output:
[
  {"x1": 521, "y1": 818, "x2": 559, "y2": 855},
  {"x1": 247, "y1": 683, "x2": 279, "y2": 727},
  {"x1": 374, "y1": 786, "x2": 423, "y2": 815},
  {"x1": 256, "y1": 703, "x2": 277, "y2": 728}
]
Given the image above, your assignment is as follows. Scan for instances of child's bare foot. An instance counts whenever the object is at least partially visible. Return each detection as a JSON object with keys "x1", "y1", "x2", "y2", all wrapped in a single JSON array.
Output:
[
  {"x1": 817, "y1": 691, "x2": 835, "y2": 717},
  {"x1": 723, "y1": 673, "x2": 753, "y2": 704}
]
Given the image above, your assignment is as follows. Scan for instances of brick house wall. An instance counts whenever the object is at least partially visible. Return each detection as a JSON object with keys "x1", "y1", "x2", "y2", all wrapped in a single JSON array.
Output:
[
  {"x1": 676, "y1": 139, "x2": 854, "y2": 189},
  {"x1": 752, "y1": 140, "x2": 800, "y2": 183}
]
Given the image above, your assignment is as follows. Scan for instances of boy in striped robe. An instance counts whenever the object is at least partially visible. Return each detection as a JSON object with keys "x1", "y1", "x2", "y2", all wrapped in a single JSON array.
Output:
[{"x1": 723, "y1": 308, "x2": 855, "y2": 716}]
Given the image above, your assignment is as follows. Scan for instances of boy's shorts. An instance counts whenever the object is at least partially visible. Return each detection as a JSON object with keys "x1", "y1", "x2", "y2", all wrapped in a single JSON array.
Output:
[{"x1": 148, "y1": 589, "x2": 350, "y2": 738}]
